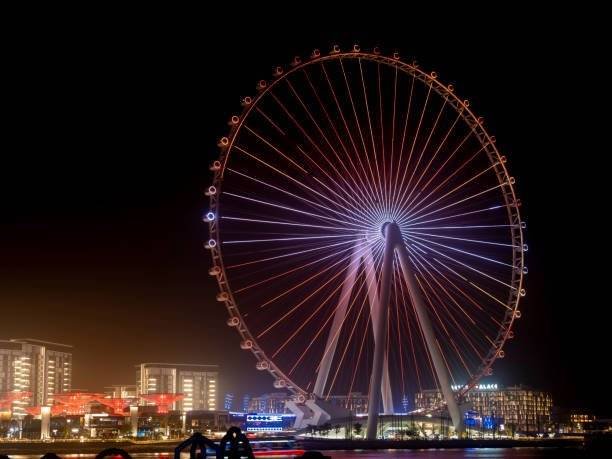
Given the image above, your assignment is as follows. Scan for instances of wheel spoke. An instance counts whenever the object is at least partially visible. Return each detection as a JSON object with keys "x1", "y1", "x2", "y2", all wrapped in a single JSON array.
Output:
[{"x1": 209, "y1": 51, "x2": 524, "y2": 420}]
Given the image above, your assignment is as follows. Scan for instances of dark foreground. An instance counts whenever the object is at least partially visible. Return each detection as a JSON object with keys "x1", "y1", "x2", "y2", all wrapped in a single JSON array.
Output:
[
  {"x1": 2, "y1": 436, "x2": 611, "y2": 458},
  {"x1": 0, "y1": 449, "x2": 604, "y2": 459}
]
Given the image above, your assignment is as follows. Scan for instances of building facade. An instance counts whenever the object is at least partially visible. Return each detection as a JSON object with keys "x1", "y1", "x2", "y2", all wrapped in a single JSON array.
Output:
[
  {"x1": 248, "y1": 392, "x2": 290, "y2": 414},
  {"x1": 224, "y1": 392, "x2": 234, "y2": 411},
  {"x1": 242, "y1": 394, "x2": 251, "y2": 413},
  {"x1": 136, "y1": 363, "x2": 218, "y2": 412},
  {"x1": 552, "y1": 407, "x2": 596, "y2": 433},
  {"x1": 185, "y1": 410, "x2": 230, "y2": 433},
  {"x1": 415, "y1": 384, "x2": 553, "y2": 433},
  {"x1": 0, "y1": 339, "x2": 72, "y2": 416},
  {"x1": 326, "y1": 392, "x2": 369, "y2": 415},
  {"x1": 105, "y1": 384, "x2": 138, "y2": 400},
  {"x1": 247, "y1": 391, "x2": 369, "y2": 415}
]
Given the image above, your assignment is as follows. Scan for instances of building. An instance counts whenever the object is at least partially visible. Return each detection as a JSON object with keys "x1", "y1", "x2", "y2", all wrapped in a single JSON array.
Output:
[
  {"x1": 105, "y1": 384, "x2": 138, "y2": 401},
  {"x1": 185, "y1": 410, "x2": 230, "y2": 433},
  {"x1": 415, "y1": 383, "x2": 553, "y2": 433},
  {"x1": 136, "y1": 363, "x2": 218, "y2": 412},
  {"x1": 248, "y1": 392, "x2": 290, "y2": 414},
  {"x1": 326, "y1": 392, "x2": 369, "y2": 415},
  {"x1": 0, "y1": 339, "x2": 72, "y2": 416},
  {"x1": 224, "y1": 393, "x2": 234, "y2": 411},
  {"x1": 570, "y1": 412, "x2": 595, "y2": 431},
  {"x1": 552, "y1": 407, "x2": 596, "y2": 433},
  {"x1": 245, "y1": 413, "x2": 297, "y2": 432},
  {"x1": 247, "y1": 392, "x2": 369, "y2": 416},
  {"x1": 241, "y1": 394, "x2": 251, "y2": 413}
]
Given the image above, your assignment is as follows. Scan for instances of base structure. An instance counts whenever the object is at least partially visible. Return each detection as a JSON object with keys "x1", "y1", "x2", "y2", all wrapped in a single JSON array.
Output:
[
  {"x1": 365, "y1": 222, "x2": 462, "y2": 439},
  {"x1": 286, "y1": 397, "x2": 353, "y2": 430},
  {"x1": 304, "y1": 222, "x2": 462, "y2": 439}
]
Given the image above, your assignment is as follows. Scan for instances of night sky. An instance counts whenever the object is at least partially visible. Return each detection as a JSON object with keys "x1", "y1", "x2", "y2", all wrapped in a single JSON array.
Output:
[{"x1": 2, "y1": 9, "x2": 609, "y2": 414}]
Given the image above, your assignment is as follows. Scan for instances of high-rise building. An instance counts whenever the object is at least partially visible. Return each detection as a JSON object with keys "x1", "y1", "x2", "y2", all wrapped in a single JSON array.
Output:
[
  {"x1": 224, "y1": 392, "x2": 234, "y2": 411},
  {"x1": 0, "y1": 339, "x2": 72, "y2": 416},
  {"x1": 415, "y1": 383, "x2": 553, "y2": 433},
  {"x1": 136, "y1": 363, "x2": 218, "y2": 412},
  {"x1": 242, "y1": 394, "x2": 251, "y2": 413}
]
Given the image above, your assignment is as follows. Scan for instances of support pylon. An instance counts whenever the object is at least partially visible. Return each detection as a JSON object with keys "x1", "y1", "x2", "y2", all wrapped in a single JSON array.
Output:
[
  {"x1": 314, "y1": 246, "x2": 393, "y2": 414},
  {"x1": 365, "y1": 222, "x2": 462, "y2": 439}
]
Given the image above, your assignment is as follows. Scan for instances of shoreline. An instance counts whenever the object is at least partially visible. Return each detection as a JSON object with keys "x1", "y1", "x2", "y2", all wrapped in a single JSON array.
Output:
[
  {"x1": 0, "y1": 438, "x2": 586, "y2": 455},
  {"x1": 300, "y1": 438, "x2": 585, "y2": 451}
]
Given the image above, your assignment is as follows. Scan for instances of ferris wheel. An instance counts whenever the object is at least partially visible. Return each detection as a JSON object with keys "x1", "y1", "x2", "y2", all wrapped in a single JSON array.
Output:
[{"x1": 205, "y1": 45, "x2": 525, "y2": 438}]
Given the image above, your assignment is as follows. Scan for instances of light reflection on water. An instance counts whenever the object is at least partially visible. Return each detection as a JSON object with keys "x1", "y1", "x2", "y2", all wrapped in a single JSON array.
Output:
[{"x1": 3, "y1": 449, "x2": 587, "y2": 459}]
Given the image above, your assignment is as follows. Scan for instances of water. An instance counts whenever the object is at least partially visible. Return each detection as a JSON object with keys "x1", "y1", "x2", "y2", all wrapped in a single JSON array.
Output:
[
  {"x1": 327, "y1": 450, "x2": 585, "y2": 458},
  {"x1": 3, "y1": 449, "x2": 588, "y2": 459}
]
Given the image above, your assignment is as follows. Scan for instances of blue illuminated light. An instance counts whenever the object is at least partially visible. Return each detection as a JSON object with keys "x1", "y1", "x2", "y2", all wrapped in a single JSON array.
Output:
[{"x1": 482, "y1": 415, "x2": 496, "y2": 430}]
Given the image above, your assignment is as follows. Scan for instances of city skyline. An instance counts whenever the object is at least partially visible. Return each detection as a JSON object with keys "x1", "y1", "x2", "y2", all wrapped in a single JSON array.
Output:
[
  {"x1": 1, "y1": 336, "x2": 554, "y2": 402},
  {"x1": 2, "y1": 336, "x2": 555, "y2": 406},
  {"x1": 1, "y1": 14, "x2": 609, "y2": 421}
]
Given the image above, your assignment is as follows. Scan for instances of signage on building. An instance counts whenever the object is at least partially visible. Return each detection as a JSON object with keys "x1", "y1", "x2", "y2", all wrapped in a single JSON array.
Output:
[
  {"x1": 246, "y1": 414, "x2": 284, "y2": 432},
  {"x1": 451, "y1": 383, "x2": 499, "y2": 391}
]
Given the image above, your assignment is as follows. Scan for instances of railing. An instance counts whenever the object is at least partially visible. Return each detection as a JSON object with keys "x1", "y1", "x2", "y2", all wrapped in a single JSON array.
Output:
[{"x1": 174, "y1": 427, "x2": 255, "y2": 459}]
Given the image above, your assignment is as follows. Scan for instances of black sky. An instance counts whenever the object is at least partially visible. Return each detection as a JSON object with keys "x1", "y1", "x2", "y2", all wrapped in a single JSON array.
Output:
[{"x1": 1, "y1": 8, "x2": 609, "y2": 414}]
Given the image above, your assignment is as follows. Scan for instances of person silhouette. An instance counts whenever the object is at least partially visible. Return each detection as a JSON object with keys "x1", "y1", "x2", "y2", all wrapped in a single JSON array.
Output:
[{"x1": 217, "y1": 426, "x2": 254, "y2": 459}]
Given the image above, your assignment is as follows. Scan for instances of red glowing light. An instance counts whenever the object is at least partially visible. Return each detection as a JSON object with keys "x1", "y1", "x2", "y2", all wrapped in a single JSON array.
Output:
[
  {"x1": 24, "y1": 404, "x2": 66, "y2": 416},
  {"x1": 254, "y1": 450, "x2": 305, "y2": 457},
  {"x1": 0, "y1": 391, "x2": 31, "y2": 410},
  {"x1": 140, "y1": 393, "x2": 184, "y2": 414},
  {"x1": 51, "y1": 391, "x2": 105, "y2": 415},
  {"x1": 98, "y1": 397, "x2": 132, "y2": 415}
]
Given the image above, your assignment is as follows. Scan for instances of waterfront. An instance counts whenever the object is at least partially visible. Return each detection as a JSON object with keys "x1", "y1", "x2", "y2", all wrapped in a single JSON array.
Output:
[
  {"x1": 2, "y1": 449, "x2": 592, "y2": 459},
  {"x1": 2, "y1": 435, "x2": 605, "y2": 458}
]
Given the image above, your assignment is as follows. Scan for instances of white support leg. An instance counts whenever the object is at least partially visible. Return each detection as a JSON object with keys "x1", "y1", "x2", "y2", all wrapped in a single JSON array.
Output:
[
  {"x1": 40, "y1": 406, "x2": 51, "y2": 440},
  {"x1": 317, "y1": 223, "x2": 461, "y2": 439},
  {"x1": 285, "y1": 400, "x2": 309, "y2": 429},
  {"x1": 395, "y1": 238, "x2": 463, "y2": 432},
  {"x1": 130, "y1": 405, "x2": 139, "y2": 437},
  {"x1": 304, "y1": 399, "x2": 332, "y2": 426},
  {"x1": 314, "y1": 248, "x2": 361, "y2": 398},
  {"x1": 363, "y1": 248, "x2": 394, "y2": 415},
  {"x1": 365, "y1": 227, "x2": 396, "y2": 440}
]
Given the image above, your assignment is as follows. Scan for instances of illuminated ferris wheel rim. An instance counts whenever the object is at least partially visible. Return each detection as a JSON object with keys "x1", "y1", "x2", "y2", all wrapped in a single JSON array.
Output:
[{"x1": 206, "y1": 46, "x2": 525, "y2": 404}]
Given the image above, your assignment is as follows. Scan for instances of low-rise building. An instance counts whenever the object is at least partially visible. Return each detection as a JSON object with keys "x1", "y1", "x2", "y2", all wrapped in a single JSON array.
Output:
[
  {"x1": 248, "y1": 392, "x2": 289, "y2": 414},
  {"x1": 136, "y1": 363, "x2": 218, "y2": 412}
]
